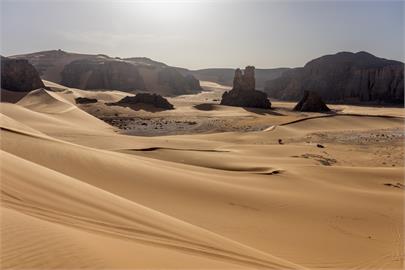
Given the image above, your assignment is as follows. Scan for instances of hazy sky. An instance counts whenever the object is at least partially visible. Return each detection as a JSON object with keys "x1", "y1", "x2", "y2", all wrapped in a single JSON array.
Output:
[{"x1": 1, "y1": 0, "x2": 404, "y2": 69}]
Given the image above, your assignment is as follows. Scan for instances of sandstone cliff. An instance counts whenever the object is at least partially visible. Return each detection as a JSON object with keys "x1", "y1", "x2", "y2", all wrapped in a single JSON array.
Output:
[
  {"x1": 264, "y1": 51, "x2": 404, "y2": 104},
  {"x1": 157, "y1": 68, "x2": 202, "y2": 95},
  {"x1": 11, "y1": 50, "x2": 202, "y2": 96},
  {"x1": 61, "y1": 58, "x2": 146, "y2": 91}
]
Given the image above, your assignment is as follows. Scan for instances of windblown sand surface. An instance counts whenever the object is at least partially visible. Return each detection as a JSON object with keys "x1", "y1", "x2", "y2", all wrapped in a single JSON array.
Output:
[{"x1": 1, "y1": 81, "x2": 404, "y2": 269}]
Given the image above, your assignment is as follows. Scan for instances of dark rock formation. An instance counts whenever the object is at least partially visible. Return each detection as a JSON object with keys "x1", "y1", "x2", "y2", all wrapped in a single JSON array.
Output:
[
  {"x1": 75, "y1": 97, "x2": 98, "y2": 104},
  {"x1": 230, "y1": 66, "x2": 255, "y2": 91},
  {"x1": 221, "y1": 89, "x2": 271, "y2": 109},
  {"x1": 61, "y1": 59, "x2": 146, "y2": 91},
  {"x1": 265, "y1": 51, "x2": 404, "y2": 104},
  {"x1": 220, "y1": 66, "x2": 271, "y2": 109},
  {"x1": 243, "y1": 66, "x2": 255, "y2": 90},
  {"x1": 1, "y1": 56, "x2": 45, "y2": 91},
  {"x1": 109, "y1": 93, "x2": 174, "y2": 110},
  {"x1": 293, "y1": 91, "x2": 330, "y2": 112}
]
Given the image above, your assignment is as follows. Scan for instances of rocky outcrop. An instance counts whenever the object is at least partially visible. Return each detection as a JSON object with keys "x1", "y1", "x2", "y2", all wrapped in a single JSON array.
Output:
[
  {"x1": 221, "y1": 89, "x2": 271, "y2": 109},
  {"x1": 265, "y1": 51, "x2": 404, "y2": 104},
  {"x1": 233, "y1": 67, "x2": 255, "y2": 91},
  {"x1": 61, "y1": 58, "x2": 146, "y2": 91},
  {"x1": 220, "y1": 66, "x2": 271, "y2": 109},
  {"x1": 293, "y1": 91, "x2": 330, "y2": 112},
  {"x1": 1, "y1": 56, "x2": 45, "y2": 91},
  {"x1": 177, "y1": 67, "x2": 289, "y2": 89},
  {"x1": 109, "y1": 93, "x2": 174, "y2": 110},
  {"x1": 75, "y1": 97, "x2": 98, "y2": 104}
]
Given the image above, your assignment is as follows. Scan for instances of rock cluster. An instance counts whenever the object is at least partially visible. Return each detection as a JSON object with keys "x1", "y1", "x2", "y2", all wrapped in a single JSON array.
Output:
[
  {"x1": 265, "y1": 51, "x2": 404, "y2": 104},
  {"x1": 1, "y1": 56, "x2": 45, "y2": 91},
  {"x1": 110, "y1": 93, "x2": 174, "y2": 110},
  {"x1": 75, "y1": 97, "x2": 98, "y2": 104},
  {"x1": 220, "y1": 66, "x2": 271, "y2": 109},
  {"x1": 293, "y1": 91, "x2": 330, "y2": 112}
]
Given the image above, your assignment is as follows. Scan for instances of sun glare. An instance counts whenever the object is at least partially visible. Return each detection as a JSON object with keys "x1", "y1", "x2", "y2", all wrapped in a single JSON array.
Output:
[{"x1": 138, "y1": 1, "x2": 197, "y2": 21}]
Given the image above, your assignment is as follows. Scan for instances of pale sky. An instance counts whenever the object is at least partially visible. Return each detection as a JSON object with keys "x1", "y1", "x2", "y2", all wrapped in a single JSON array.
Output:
[{"x1": 1, "y1": 0, "x2": 404, "y2": 69}]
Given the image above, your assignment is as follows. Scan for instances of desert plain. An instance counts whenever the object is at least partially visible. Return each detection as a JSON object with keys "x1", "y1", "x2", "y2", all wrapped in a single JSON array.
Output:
[{"x1": 0, "y1": 79, "x2": 404, "y2": 269}]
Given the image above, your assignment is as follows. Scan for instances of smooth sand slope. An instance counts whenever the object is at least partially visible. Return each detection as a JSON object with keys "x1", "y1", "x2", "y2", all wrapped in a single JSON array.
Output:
[{"x1": 0, "y1": 83, "x2": 404, "y2": 269}]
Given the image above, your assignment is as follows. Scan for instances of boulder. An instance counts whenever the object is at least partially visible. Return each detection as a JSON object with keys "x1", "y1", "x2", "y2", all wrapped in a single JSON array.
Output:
[
  {"x1": 75, "y1": 97, "x2": 98, "y2": 104},
  {"x1": 110, "y1": 93, "x2": 174, "y2": 110},
  {"x1": 293, "y1": 91, "x2": 330, "y2": 112},
  {"x1": 220, "y1": 66, "x2": 271, "y2": 109},
  {"x1": 1, "y1": 56, "x2": 45, "y2": 91}
]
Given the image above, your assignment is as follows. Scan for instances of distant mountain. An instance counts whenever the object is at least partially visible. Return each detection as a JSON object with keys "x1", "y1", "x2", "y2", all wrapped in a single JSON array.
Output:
[
  {"x1": 264, "y1": 51, "x2": 404, "y2": 104},
  {"x1": 176, "y1": 67, "x2": 289, "y2": 89},
  {"x1": 11, "y1": 50, "x2": 202, "y2": 96}
]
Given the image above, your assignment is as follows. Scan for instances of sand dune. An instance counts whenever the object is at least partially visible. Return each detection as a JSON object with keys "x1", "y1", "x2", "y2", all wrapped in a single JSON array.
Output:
[
  {"x1": 2, "y1": 150, "x2": 305, "y2": 269},
  {"x1": 1, "y1": 88, "x2": 114, "y2": 139},
  {"x1": 0, "y1": 83, "x2": 403, "y2": 269},
  {"x1": 17, "y1": 88, "x2": 74, "y2": 113}
]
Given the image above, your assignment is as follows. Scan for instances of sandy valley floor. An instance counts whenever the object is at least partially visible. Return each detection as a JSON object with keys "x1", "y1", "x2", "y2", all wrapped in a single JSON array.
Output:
[{"x1": 0, "y1": 81, "x2": 404, "y2": 269}]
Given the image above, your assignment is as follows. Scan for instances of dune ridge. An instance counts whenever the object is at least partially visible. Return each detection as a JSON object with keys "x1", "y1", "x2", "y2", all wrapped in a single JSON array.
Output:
[{"x1": 1, "y1": 150, "x2": 305, "y2": 269}]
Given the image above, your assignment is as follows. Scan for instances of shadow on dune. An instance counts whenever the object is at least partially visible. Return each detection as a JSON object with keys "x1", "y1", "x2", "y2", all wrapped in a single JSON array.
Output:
[
  {"x1": 124, "y1": 148, "x2": 285, "y2": 175},
  {"x1": 129, "y1": 147, "x2": 230, "y2": 153},
  {"x1": 280, "y1": 112, "x2": 400, "y2": 126},
  {"x1": 193, "y1": 103, "x2": 217, "y2": 111},
  {"x1": 242, "y1": 107, "x2": 285, "y2": 116},
  {"x1": 193, "y1": 103, "x2": 285, "y2": 116}
]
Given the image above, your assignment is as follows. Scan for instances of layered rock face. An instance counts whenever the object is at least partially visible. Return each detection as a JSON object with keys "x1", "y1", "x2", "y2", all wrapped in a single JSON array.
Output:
[
  {"x1": 1, "y1": 56, "x2": 45, "y2": 91},
  {"x1": 265, "y1": 51, "x2": 404, "y2": 104},
  {"x1": 110, "y1": 93, "x2": 174, "y2": 110},
  {"x1": 293, "y1": 91, "x2": 330, "y2": 112},
  {"x1": 61, "y1": 59, "x2": 146, "y2": 91},
  {"x1": 221, "y1": 66, "x2": 271, "y2": 109}
]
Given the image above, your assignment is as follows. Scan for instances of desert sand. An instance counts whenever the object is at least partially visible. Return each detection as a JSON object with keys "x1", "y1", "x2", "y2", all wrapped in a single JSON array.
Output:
[{"x1": 1, "y1": 81, "x2": 404, "y2": 269}]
